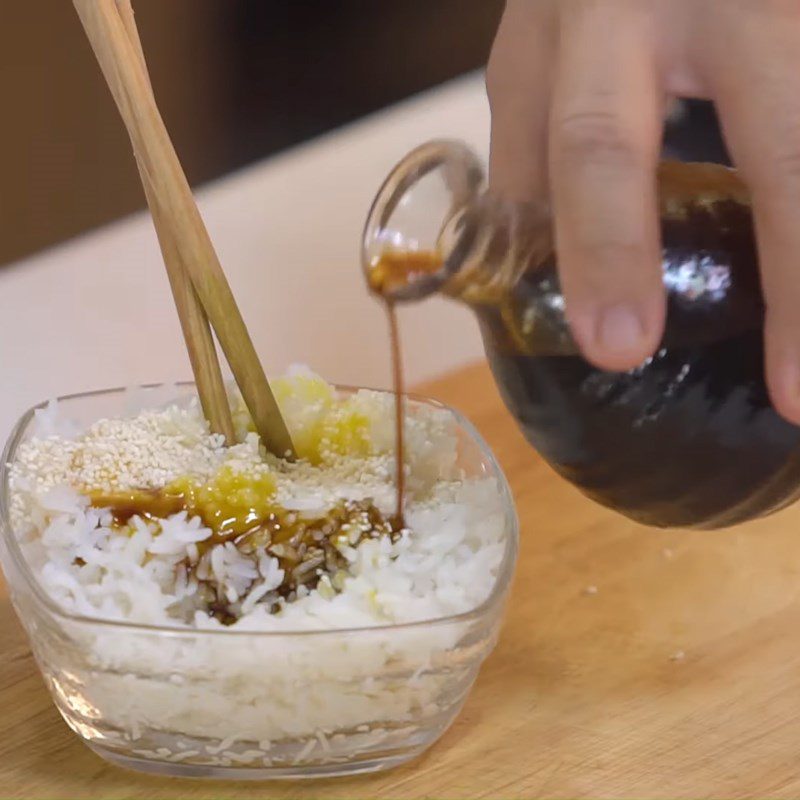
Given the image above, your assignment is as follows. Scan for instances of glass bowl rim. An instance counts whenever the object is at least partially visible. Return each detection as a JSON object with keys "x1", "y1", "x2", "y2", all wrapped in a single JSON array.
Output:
[{"x1": 0, "y1": 380, "x2": 519, "y2": 639}]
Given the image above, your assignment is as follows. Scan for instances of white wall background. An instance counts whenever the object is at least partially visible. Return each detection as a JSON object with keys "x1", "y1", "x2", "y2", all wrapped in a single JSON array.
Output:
[{"x1": 0, "y1": 73, "x2": 489, "y2": 438}]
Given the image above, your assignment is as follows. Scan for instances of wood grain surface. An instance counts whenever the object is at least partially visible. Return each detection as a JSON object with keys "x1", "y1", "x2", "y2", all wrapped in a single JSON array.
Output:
[{"x1": 3, "y1": 362, "x2": 800, "y2": 799}]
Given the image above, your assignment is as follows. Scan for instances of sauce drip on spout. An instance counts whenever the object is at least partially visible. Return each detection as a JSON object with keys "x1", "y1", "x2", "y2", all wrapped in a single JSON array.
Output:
[{"x1": 369, "y1": 250, "x2": 444, "y2": 295}]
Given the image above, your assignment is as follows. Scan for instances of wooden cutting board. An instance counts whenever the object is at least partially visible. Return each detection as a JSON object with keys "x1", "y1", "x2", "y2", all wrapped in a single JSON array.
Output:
[{"x1": 3, "y1": 361, "x2": 800, "y2": 799}]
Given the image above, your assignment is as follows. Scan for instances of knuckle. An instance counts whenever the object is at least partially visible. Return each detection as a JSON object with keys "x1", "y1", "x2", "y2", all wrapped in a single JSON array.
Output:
[
  {"x1": 575, "y1": 240, "x2": 646, "y2": 269},
  {"x1": 553, "y1": 109, "x2": 639, "y2": 168},
  {"x1": 567, "y1": 242, "x2": 653, "y2": 293}
]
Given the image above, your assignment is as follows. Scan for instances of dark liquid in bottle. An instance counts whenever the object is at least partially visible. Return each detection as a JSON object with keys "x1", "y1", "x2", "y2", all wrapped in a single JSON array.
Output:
[
  {"x1": 369, "y1": 166, "x2": 800, "y2": 529},
  {"x1": 479, "y1": 195, "x2": 800, "y2": 528},
  {"x1": 483, "y1": 327, "x2": 800, "y2": 528}
]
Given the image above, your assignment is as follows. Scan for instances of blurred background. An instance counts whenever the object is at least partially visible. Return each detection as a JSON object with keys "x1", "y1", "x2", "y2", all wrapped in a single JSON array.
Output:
[
  {"x1": 0, "y1": 0, "x2": 730, "y2": 437},
  {"x1": 5, "y1": 0, "x2": 504, "y2": 267},
  {"x1": 6, "y1": 1, "x2": 731, "y2": 268}
]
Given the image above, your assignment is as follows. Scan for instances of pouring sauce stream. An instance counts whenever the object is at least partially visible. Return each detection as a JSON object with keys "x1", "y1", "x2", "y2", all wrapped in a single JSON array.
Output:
[{"x1": 369, "y1": 250, "x2": 446, "y2": 529}]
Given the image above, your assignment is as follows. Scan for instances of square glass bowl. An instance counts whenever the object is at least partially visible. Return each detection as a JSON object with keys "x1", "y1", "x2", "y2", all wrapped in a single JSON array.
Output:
[{"x1": 0, "y1": 384, "x2": 518, "y2": 780}]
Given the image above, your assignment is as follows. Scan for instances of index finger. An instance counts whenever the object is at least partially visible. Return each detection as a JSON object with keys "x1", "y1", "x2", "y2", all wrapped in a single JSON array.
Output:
[{"x1": 549, "y1": 0, "x2": 664, "y2": 371}]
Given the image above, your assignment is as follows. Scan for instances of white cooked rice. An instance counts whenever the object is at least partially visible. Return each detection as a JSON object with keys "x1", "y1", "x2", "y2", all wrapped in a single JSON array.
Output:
[{"x1": 7, "y1": 368, "x2": 511, "y2": 761}]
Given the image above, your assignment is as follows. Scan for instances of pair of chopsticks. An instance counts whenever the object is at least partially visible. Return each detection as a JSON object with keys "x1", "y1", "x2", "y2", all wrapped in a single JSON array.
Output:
[{"x1": 73, "y1": 0, "x2": 295, "y2": 459}]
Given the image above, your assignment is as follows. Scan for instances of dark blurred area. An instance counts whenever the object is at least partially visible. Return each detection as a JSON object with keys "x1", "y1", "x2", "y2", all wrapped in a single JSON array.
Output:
[
  {"x1": 663, "y1": 99, "x2": 731, "y2": 166},
  {"x1": 2, "y1": 0, "x2": 503, "y2": 267},
  {"x1": 3, "y1": 1, "x2": 730, "y2": 269}
]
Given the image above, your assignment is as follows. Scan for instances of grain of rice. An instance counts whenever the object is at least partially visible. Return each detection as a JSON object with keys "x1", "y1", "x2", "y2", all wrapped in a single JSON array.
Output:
[
  {"x1": 293, "y1": 738, "x2": 317, "y2": 764},
  {"x1": 167, "y1": 750, "x2": 200, "y2": 762},
  {"x1": 316, "y1": 730, "x2": 331, "y2": 753}
]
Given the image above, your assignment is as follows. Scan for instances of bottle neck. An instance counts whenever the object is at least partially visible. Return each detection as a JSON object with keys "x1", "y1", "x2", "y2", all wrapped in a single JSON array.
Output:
[
  {"x1": 361, "y1": 140, "x2": 487, "y2": 303},
  {"x1": 363, "y1": 143, "x2": 764, "y2": 360},
  {"x1": 437, "y1": 196, "x2": 551, "y2": 304}
]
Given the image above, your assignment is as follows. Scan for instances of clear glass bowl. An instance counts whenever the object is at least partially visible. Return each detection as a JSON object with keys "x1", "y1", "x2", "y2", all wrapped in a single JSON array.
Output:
[{"x1": 0, "y1": 384, "x2": 518, "y2": 780}]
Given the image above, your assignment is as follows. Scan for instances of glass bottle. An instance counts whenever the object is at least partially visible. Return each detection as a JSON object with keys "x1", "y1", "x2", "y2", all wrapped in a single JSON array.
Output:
[{"x1": 362, "y1": 140, "x2": 800, "y2": 529}]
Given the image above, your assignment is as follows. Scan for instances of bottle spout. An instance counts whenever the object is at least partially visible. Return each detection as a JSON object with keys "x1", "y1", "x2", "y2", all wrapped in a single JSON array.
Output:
[{"x1": 361, "y1": 140, "x2": 485, "y2": 303}]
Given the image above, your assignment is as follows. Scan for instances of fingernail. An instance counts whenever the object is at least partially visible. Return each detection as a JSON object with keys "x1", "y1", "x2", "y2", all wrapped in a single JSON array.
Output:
[{"x1": 596, "y1": 304, "x2": 645, "y2": 357}]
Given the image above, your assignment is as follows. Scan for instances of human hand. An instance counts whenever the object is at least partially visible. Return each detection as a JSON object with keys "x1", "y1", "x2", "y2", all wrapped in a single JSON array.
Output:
[{"x1": 487, "y1": 0, "x2": 800, "y2": 422}]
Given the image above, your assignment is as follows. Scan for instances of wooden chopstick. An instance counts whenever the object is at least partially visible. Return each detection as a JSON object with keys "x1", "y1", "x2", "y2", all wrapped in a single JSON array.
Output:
[
  {"x1": 112, "y1": 0, "x2": 234, "y2": 444},
  {"x1": 73, "y1": 0, "x2": 296, "y2": 459}
]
